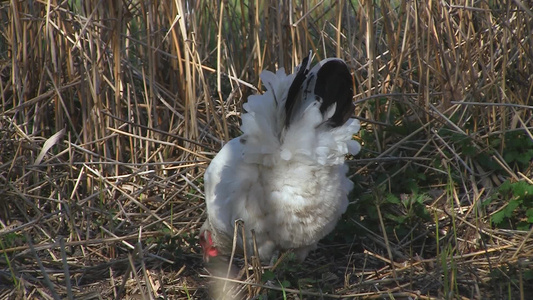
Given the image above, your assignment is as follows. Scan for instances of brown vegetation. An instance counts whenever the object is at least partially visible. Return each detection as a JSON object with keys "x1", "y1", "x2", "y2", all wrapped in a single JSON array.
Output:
[{"x1": 1, "y1": 1, "x2": 532, "y2": 299}]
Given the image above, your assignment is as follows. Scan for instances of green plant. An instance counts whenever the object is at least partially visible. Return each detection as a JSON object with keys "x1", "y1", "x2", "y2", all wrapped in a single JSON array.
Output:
[
  {"x1": 501, "y1": 131, "x2": 533, "y2": 171},
  {"x1": 486, "y1": 180, "x2": 533, "y2": 230}
]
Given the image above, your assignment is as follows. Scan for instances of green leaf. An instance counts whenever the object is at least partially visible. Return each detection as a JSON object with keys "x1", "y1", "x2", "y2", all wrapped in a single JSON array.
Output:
[
  {"x1": 366, "y1": 206, "x2": 378, "y2": 219},
  {"x1": 489, "y1": 137, "x2": 502, "y2": 148},
  {"x1": 516, "y1": 154, "x2": 532, "y2": 165},
  {"x1": 526, "y1": 208, "x2": 533, "y2": 223},
  {"x1": 503, "y1": 151, "x2": 518, "y2": 163},
  {"x1": 262, "y1": 270, "x2": 275, "y2": 282},
  {"x1": 386, "y1": 194, "x2": 400, "y2": 204},
  {"x1": 517, "y1": 222, "x2": 530, "y2": 231},
  {"x1": 524, "y1": 269, "x2": 533, "y2": 280},
  {"x1": 499, "y1": 180, "x2": 512, "y2": 193},
  {"x1": 280, "y1": 280, "x2": 291, "y2": 288},
  {"x1": 406, "y1": 179, "x2": 419, "y2": 193},
  {"x1": 523, "y1": 181, "x2": 533, "y2": 196},
  {"x1": 415, "y1": 193, "x2": 430, "y2": 204},
  {"x1": 462, "y1": 143, "x2": 477, "y2": 156},
  {"x1": 386, "y1": 213, "x2": 406, "y2": 224},
  {"x1": 417, "y1": 172, "x2": 427, "y2": 180},
  {"x1": 504, "y1": 199, "x2": 521, "y2": 217},
  {"x1": 491, "y1": 210, "x2": 506, "y2": 225},
  {"x1": 511, "y1": 181, "x2": 529, "y2": 198}
]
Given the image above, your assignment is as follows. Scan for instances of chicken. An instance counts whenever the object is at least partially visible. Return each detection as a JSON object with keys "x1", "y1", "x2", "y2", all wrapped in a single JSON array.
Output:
[{"x1": 199, "y1": 53, "x2": 361, "y2": 264}]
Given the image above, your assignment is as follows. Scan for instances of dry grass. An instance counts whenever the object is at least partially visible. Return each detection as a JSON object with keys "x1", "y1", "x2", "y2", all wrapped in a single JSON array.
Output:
[{"x1": 1, "y1": 0, "x2": 532, "y2": 299}]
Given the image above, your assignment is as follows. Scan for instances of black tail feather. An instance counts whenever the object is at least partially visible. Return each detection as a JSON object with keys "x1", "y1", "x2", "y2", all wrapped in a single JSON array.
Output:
[
  {"x1": 314, "y1": 60, "x2": 355, "y2": 127},
  {"x1": 285, "y1": 53, "x2": 311, "y2": 127},
  {"x1": 285, "y1": 55, "x2": 354, "y2": 129}
]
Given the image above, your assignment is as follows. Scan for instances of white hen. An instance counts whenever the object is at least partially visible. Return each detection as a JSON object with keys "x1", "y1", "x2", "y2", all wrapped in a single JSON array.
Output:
[{"x1": 199, "y1": 53, "x2": 361, "y2": 263}]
